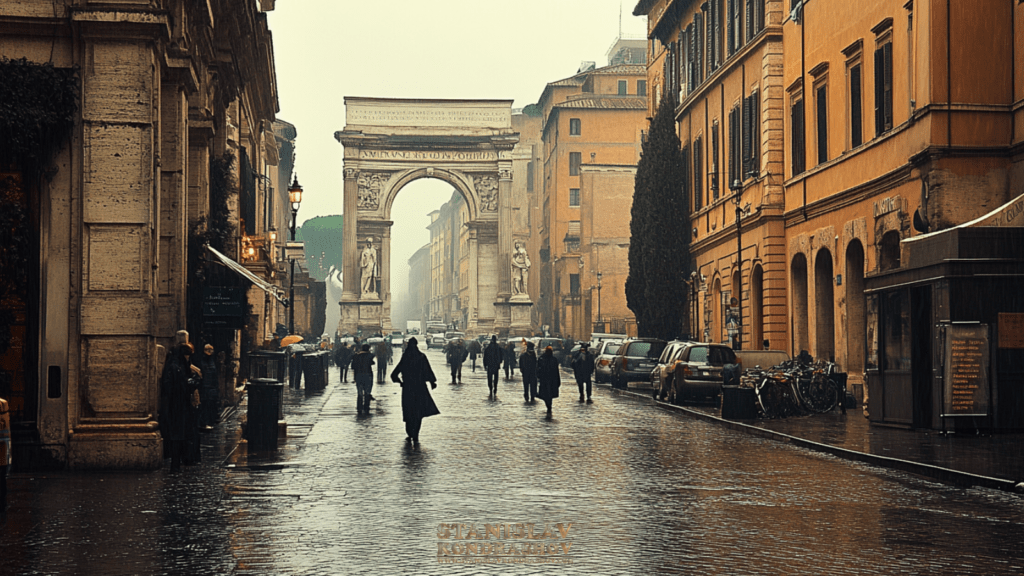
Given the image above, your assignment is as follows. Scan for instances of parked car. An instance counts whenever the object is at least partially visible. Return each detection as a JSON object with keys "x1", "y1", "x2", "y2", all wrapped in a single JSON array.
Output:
[
  {"x1": 532, "y1": 338, "x2": 567, "y2": 365},
  {"x1": 667, "y1": 343, "x2": 739, "y2": 403},
  {"x1": 428, "y1": 332, "x2": 448, "y2": 349},
  {"x1": 608, "y1": 338, "x2": 668, "y2": 389},
  {"x1": 650, "y1": 340, "x2": 694, "y2": 399},
  {"x1": 390, "y1": 331, "x2": 404, "y2": 348},
  {"x1": 593, "y1": 340, "x2": 623, "y2": 383}
]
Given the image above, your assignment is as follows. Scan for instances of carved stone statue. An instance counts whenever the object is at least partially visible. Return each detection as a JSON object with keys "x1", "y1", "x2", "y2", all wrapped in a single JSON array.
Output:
[
  {"x1": 359, "y1": 238, "x2": 378, "y2": 298},
  {"x1": 511, "y1": 240, "x2": 531, "y2": 298}
]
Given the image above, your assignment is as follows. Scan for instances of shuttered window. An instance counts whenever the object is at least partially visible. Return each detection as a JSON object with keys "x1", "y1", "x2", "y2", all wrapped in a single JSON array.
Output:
[
  {"x1": 816, "y1": 83, "x2": 828, "y2": 165},
  {"x1": 695, "y1": 13, "x2": 704, "y2": 84},
  {"x1": 741, "y1": 91, "x2": 760, "y2": 178},
  {"x1": 711, "y1": 121, "x2": 720, "y2": 199},
  {"x1": 728, "y1": 106, "x2": 740, "y2": 188},
  {"x1": 687, "y1": 23, "x2": 696, "y2": 91},
  {"x1": 693, "y1": 137, "x2": 704, "y2": 208},
  {"x1": 682, "y1": 145, "x2": 694, "y2": 212},
  {"x1": 874, "y1": 41, "x2": 893, "y2": 135},
  {"x1": 791, "y1": 97, "x2": 806, "y2": 176},
  {"x1": 569, "y1": 152, "x2": 581, "y2": 176},
  {"x1": 746, "y1": 0, "x2": 755, "y2": 42},
  {"x1": 850, "y1": 64, "x2": 863, "y2": 148}
]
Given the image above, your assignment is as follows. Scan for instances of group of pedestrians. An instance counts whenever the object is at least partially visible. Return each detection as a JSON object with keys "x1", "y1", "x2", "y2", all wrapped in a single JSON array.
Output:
[
  {"x1": 481, "y1": 335, "x2": 572, "y2": 416},
  {"x1": 158, "y1": 330, "x2": 222, "y2": 472}
]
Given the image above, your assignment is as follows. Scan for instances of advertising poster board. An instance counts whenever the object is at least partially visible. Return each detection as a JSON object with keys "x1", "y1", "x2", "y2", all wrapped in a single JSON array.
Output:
[{"x1": 941, "y1": 323, "x2": 989, "y2": 418}]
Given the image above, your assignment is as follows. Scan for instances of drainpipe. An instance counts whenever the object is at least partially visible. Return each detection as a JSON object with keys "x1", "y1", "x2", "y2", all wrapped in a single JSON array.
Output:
[{"x1": 946, "y1": 0, "x2": 952, "y2": 148}]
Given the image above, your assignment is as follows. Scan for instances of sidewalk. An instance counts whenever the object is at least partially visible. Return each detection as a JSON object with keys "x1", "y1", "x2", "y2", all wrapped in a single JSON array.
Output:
[{"x1": 615, "y1": 384, "x2": 1024, "y2": 494}]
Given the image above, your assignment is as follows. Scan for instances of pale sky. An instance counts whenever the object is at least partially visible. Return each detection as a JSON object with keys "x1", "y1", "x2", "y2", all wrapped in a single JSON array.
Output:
[{"x1": 266, "y1": 1, "x2": 647, "y2": 310}]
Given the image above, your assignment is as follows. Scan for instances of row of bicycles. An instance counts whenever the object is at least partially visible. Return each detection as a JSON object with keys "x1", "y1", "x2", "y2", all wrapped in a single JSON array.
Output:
[{"x1": 739, "y1": 359, "x2": 847, "y2": 419}]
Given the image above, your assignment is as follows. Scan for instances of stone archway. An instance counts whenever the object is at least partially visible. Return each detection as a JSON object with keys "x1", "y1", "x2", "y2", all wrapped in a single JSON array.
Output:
[{"x1": 334, "y1": 98, "x2": 528, "y2": 336}]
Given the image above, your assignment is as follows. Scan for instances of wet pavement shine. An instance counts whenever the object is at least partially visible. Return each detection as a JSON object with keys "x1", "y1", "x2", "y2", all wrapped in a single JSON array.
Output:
[{"x1": 2, "y1": 347, "x2": 1023, "y2": 575}]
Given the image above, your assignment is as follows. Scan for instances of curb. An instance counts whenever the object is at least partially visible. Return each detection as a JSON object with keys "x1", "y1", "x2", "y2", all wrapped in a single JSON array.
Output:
[{"x1": 608, "y1": 385, "x2": 1021, "y2": 494}]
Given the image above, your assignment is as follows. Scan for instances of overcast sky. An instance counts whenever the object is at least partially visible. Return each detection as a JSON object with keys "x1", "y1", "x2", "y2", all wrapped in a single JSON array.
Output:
[{"x1": 266, "y1": 1, "x2": 647, "y2": 307}]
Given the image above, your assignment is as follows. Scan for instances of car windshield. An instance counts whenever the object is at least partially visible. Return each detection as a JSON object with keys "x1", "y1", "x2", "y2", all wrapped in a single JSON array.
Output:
[{"x1": 603, "y1": 344, "x2": 620, "y2": 356}]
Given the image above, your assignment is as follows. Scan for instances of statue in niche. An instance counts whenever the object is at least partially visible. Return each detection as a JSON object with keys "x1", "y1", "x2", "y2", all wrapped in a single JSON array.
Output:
[
  {"x1": 511, "y1": 240, "x2": 531, "y2": 298},
  {"x1": 359, "y1": 238, "x2": 378, "y2": 298},
  {"x1": 357, "y1": 172, "x2": 386, "y2": 210},
  {"x1": 474, "y1": 175, "x2": 499, "y2": 212}
]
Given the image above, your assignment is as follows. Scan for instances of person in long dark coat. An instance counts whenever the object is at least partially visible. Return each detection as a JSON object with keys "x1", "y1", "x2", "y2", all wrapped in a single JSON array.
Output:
[
  {"x1": 483, "y1": 335, "x2": 503, "y2": 398},
  {"x1": 570, "y1": 342, "x2": 596, "y2": 403},
  {"x1": 390, "y1": 337, "x2": 439, "y2": 444},
  {"x1": 160, "y1": 342, "x2": 200, "y2": 471},
  {"x1": 467, "y1": 339, "x2": 482, "y2": 372},
  {"x1": 503, "y1": 340, "x2": 517, "y2": 380},
  {"x1": 537, "y1": 346, "x2": 561, "y2": 416},
  {"x1": 518, "y1": 341, "x2": 538, "y2": 402}
]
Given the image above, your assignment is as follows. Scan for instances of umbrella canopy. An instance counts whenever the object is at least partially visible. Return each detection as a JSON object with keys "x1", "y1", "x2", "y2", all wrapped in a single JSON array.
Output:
[{"x1": 280, "y1": 335, "x2": 304, "y2": 347}]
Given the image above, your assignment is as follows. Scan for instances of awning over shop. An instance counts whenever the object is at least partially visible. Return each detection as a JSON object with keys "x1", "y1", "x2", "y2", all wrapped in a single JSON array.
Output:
[{"x1": 205, "y1": 244, "x2": 288, "y2": 305}]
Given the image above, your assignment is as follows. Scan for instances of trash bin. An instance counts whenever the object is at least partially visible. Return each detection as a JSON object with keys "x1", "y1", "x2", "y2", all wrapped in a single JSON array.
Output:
[
  {"x1": 0, "y1": 397, "x2": 10, "y2": 510},
  {"x1": 246, "y1": 379, "x2": 283, "y2": 450},
  {"x1": 721, "y1": 385, "x2": 757, "y2": 420},
  {"x1": 249, "y1": 350, "x2": 287, "y2": 384},
  {"x1": 302, "y1": 351, "x2": 328, "y2": 393}
]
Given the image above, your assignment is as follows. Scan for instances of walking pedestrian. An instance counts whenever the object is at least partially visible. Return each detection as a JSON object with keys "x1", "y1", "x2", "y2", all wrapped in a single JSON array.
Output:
[
  {"x1": 374, "y1": 340, "x2": 389, "y2": 384},
  {"x1": 483, "y1": 335, "x2": 503, "y2": 398},
  {"x1": 351, "y1": 344, "x2": 375, "y2": 415},
  {"x1": 390, "y1": 337, "x2": 439, "y2": 445},
  {"x1": 571, "y1": 342, "x2": 596, "y2": 403},
  {"x1": 518, "y1": 341, "x2": 538, "y2": 402},
  {"x1": 467, "y1": 338, "x2": 482, "y2": 372},
  {"x1": 159, "y1": 342, "x2": 201, "y2": 471},
  {"x1": 334, "y1": 342, "x2": 353, "y2": 383},
  {"x1": 503, "y1": 340, "x2": 516, "y2": 380},
  {"x1": 537, "y1": 346, "x2": 561, "y2": 417},
  {"x1": 198, "y1": 343, "x2": 220, "y2": 429},
  {"x1": 446, "y1": 338, "x2": 467, "y2": 384}
]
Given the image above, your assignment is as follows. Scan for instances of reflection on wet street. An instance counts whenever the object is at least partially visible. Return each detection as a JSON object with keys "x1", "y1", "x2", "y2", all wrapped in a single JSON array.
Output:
[{"x1": 2, "y1": 347, "x2": 1022, "y2": 575}]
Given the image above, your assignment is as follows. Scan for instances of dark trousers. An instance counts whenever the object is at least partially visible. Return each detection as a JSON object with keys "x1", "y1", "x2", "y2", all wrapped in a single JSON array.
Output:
[
  {"x1": 576, "y1": 376, "x2": 592, "y2": 399},
  {"x1": 376, "y1": 362, "x2": 387, "y2": 383},
  {"x1": 486, "y1": 369, "x2": 500, "y2": 392},
  {"x1": 200, "y1": 387, "x2": 219, "y2": 427},
  {"x1": 470, "y1": 354, "x2": 477, "y2": 371},
  {"x1": 167, "y1": 439, "x2": 187, "y2": 471},
  {"x1": 523, "y1": 376, "x2": 537, "y2": 401},
  {"x1": 450, "y1": 362, "x2": 463, "y2": 383},
  {"x1": 405, "y1": 418, "x2": 422, "y2": 442},
  {"x1": 504, "y1": 361, "x2": 514, "y2": 379},
  {"x1": 542, "y1": 398, "x2": 552, "y2": 413},
  {"x1": 340, "y1": 366, "x2": 349, "y2": 382}
]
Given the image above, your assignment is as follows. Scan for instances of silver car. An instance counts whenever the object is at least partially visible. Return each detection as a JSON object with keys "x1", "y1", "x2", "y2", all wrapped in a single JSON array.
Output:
[{"x1": 593, "y1": 340, "x2": 622, "y2": 383}]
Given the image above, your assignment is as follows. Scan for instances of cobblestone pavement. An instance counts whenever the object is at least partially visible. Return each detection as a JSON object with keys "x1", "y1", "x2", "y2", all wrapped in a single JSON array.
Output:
[{"x1": 2, "y1": 347, "x2": 1024, "y2": 575}]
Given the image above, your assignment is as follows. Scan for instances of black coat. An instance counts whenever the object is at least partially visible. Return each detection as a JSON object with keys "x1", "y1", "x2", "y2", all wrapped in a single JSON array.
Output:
[
  {"x1": 571, "y1": 349, "x2": 596, "y2": 380},
  {"x1": 160, "y1": 352, "x2": 200, "y2": 442},
  {"x1": 199, "y1": 354, "x2": 219, "y2": 390},
  {"x1": 518, "y1": 350, "x2": 538, "y2": 381},
  {"x1": 391, "y1": 347, "x2": 440, "y2": 422},
  {"x1": 483, "y1": 342, "x2": 503, "y2": 371},
  {"x1": 351, "y1": 350, "x2": 375, "y2": 375},
  {"x1": 537, "y1": 352, "x2": 561, "y2": 400}
]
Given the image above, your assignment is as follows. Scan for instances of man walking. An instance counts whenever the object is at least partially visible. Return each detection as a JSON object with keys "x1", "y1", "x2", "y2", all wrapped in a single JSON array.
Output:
[
  {"x1": 518, "y1": 341, "x2": 538, "y2": 402},
  {"x1": 537, "y1": 346, "x2": 561, "y2": 417},
  {"x1": 446, "y1": 338, "x2": 467, "y2": 384},
  {"x1": 351, "y1": 344, "x2": 375, "y2": 415},
  {"x1": 571, "y1": 342, "x2": 596, "y2": 403},
  {"x1": 503, "y1": 340, "x2": 517, "y2": 380},
  {"x1": 374, "y1": 340, "x2": 389, "y2": 384},
  {"x1": 335, "y1": 342, "x2": 352, "y2": 383},
  {"x1": 483, "y1": 335, "x2": 503, "y2": 398}
]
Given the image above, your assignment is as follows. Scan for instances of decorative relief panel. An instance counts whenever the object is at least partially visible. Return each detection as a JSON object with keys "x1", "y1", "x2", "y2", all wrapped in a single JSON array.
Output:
[
  {"x1": 357, "y1": 171, "x2": 390, "y2": 211},
  {"x1": 473, "y1": 174, "x2": 499, "y2": 212}
]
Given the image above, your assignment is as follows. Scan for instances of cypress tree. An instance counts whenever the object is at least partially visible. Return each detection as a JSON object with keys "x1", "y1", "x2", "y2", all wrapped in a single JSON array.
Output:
[{"x1": 627, "y1": 94, "x2": 690, "y2": 340}]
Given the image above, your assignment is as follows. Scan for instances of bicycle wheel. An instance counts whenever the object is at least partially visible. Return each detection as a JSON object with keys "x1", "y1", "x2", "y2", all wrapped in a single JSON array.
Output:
[
  {"x1": 801, "y1": 373, "x2": 839, "y2": 413},
  {"x1": 756, "y1": 377, "x2": 786, "y2": 419}
]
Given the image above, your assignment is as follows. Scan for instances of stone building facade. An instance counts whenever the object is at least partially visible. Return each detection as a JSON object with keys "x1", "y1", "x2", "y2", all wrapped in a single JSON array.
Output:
[
  {"x1": 0, "y1": 1, "x2": 283, "y2": 469},
  {"x1": 635, "y1": 0, "x2": 1024, "y2": 407}
]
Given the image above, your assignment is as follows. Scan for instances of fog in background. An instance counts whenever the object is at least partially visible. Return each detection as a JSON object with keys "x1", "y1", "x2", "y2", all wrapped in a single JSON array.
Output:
[{"x1": 267, "y1": 1, "x2": 646, "y2": 328}]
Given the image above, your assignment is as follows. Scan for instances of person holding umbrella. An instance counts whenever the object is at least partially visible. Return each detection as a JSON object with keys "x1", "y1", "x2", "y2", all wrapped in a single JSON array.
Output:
[{"x1": 390, "y1": 338, "x2": 439, "y2": 445}]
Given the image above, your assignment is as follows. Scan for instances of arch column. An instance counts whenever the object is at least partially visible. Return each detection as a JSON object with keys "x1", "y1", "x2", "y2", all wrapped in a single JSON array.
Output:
[{"x1": 341, "y1": 167, "x2": 359, "y2": 302}]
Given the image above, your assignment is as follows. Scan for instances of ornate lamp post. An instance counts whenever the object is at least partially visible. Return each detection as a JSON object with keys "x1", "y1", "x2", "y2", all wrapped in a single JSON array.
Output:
[
  {"x1": 595, "y1": 271, "x2": 602, "y2": 331},
  {"x1": 288, "y1": 176, "x2": 303, "y2": 335},
  {"x1": 730, "y1": 178, "x2": 743, "y2": 351}
]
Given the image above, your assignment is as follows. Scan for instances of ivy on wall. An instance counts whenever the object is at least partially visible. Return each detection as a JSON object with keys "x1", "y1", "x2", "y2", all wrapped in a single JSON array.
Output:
[{"x1": 0, "y1": 58, "x2": 79, "y2": 176}]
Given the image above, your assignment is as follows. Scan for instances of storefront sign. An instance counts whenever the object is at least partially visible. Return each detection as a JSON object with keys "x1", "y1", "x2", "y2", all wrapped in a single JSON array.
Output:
[
  {"x1": 942, "y1": 324, "x2": 989, "y2": 417},
  {"x1": 203, "y1": 287, "x2": 244, "y2": 329},
  {"x1": 997, "y1": 313, "x2": 1024, "y2": 349}
]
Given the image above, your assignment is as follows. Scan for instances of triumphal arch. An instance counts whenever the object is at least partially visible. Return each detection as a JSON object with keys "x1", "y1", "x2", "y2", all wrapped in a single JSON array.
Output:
[{"x1": 334, "y1": 97, "x2": 532, "y2": 337}]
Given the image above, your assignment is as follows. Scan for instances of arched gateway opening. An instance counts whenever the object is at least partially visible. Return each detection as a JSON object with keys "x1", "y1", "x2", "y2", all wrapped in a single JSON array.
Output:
[{"x1": 334, "y1": 98, "x2": 530, "y2": 337}]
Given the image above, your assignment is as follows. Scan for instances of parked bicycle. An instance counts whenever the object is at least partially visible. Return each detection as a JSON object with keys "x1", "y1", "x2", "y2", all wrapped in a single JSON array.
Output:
[{"x1": 751, "y1": 359, "x2": 845, "y2": 419}]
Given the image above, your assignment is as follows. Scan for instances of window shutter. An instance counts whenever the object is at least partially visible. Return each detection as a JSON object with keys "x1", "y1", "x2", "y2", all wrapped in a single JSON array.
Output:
[
  {"x1": 681, "y1": 145, "x2": 692, "y2": 212},
  {"x1": 744, "y1": 96, "x2": 754, "y2": 176},
  {"x1": 688, "y1": 24, "x2": 696, "y2": 91},
  {"x1": 850, "y1": 65, "x2": 863, "y2": 147},
  {"x1": 746, "y1": 0, "x2": 754, "y2": 42},
  {"x1": 883, "y1": 42, "x2": 893, "y2": 132},
  {"x1": 792, "y1": 99, "x2": 805, "y2": 175},
  {"x1": 695, "y1": 13, "x2": 703, "y2": 83},
  {"x1": 816, "y1": 85, "x2": 828, "y2": 164},
  {"x1": 751, "y1": 91, "x2": 760, "y2": 173},
  {"x1": 694, "y1": 137, "x2": 704, "y2": 205},
  {"x1": 874, "y1": 46, "x2": 884, "y2": 136},
  {"x1": 710, "y1": 0, "x2": 719, "y2": 70},
  {"x1": 727, "y1": 0, "x2": 735, "y2": 56},
  {"x1": 711, "y1": 122, "x2": 720, "y2": 196},
  {"x1": 727, "y1": 108, "x2": 737, "y2": 186}
]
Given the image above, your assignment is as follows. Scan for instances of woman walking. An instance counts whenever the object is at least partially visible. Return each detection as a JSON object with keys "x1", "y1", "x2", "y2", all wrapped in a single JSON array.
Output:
[
  {"x1": 390, "y1": 337, "x2": 439, "y2": 445},
  {"x1": 537, "y1": 345, "x2": 561, "y2": 417}
]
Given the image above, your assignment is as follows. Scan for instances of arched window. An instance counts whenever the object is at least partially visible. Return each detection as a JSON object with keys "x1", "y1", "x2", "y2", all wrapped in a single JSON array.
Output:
[
  {"x1": 845, "y1": 240, "x2": 866, "y2": 374},
  {"x1": 751, "y1": 264, "x2": 764, "y2": 349}
]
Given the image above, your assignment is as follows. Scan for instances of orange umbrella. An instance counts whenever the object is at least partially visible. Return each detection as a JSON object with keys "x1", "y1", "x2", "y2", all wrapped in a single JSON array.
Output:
[{"x1": 280, "y1": 335, "x2": 303, "y2": 347}]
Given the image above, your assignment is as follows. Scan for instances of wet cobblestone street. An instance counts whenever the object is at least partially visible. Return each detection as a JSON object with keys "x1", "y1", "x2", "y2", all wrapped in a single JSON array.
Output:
[{"x1": 3, "y1": 348, "x2": 1023, "y2": 575}]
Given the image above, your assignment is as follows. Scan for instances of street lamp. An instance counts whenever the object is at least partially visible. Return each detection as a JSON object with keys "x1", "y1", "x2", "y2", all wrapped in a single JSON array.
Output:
[
  {"x1": 730, "y1": 178, "x2": 743, "y2": 351},
  {"x1": 595, "y1": 271, "x2": 603, "y2": 331},
  {"x1": 288, "y1": 175, "x2": 303, "y2": 335}
]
